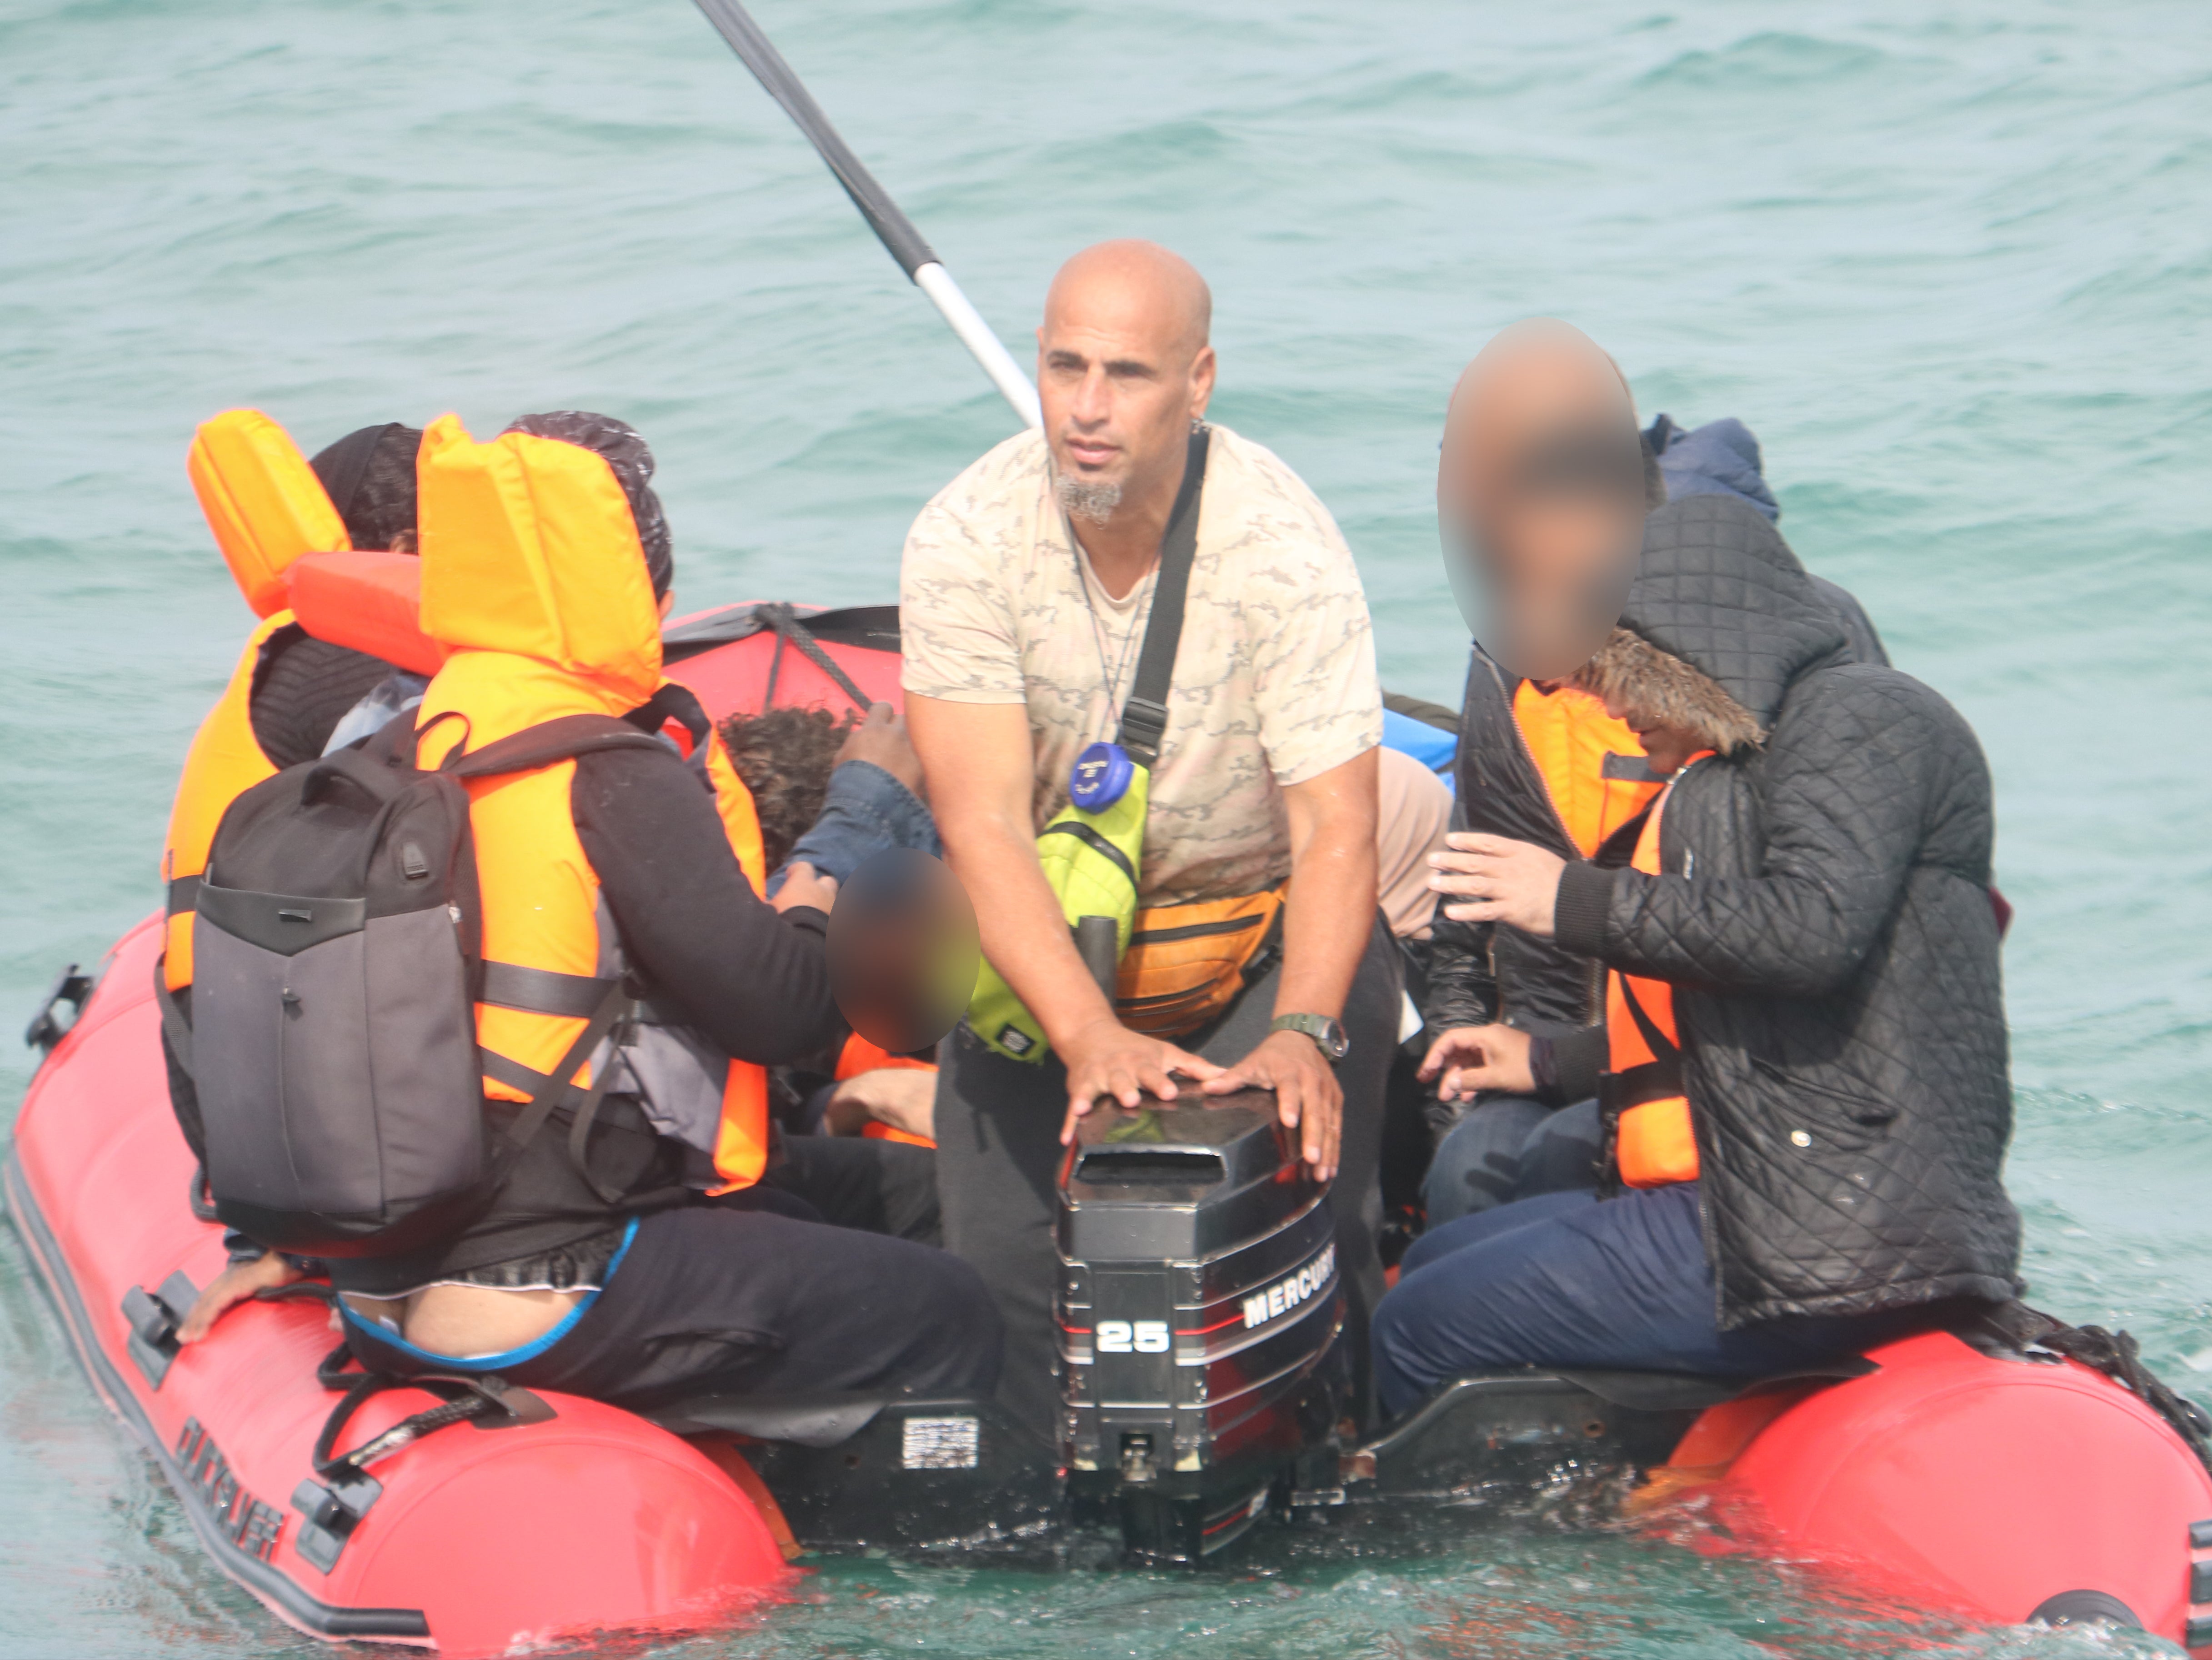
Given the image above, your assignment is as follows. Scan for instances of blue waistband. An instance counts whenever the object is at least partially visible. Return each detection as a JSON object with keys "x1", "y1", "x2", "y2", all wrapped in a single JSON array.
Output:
[{"x1": 338, "y1": 1216, "x2": 640, "y2": 1373}]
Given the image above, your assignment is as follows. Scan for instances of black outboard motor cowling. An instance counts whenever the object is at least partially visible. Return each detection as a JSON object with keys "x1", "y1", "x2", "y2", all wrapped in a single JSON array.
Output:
[{"x1": 1059, "y1": 1088, "x2": 1347, "y2": 1563}]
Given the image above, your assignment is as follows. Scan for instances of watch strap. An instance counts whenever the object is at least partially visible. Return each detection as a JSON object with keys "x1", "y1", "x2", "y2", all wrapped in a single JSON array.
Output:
[{"x1": 1270, "y1": 1012, "x2": 1348, "y2": 1061}]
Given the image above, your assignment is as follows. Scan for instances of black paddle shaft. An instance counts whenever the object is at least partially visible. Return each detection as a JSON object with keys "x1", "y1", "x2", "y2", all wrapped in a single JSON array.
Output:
[{"x1": 691, "y1": 0, "x2": 938, "y2": 279}]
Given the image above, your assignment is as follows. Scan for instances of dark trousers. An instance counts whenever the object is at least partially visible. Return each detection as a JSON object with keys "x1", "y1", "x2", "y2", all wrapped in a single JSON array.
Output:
[
  {"x1": 1371, "y1": 1183, "x2": 1918, "y2": 1418},
  {"x1": 761, "y1": 1133, "x2": 941, "y2": 1244},
  {"x1": 346, "y1": 1204, "x2": 1001, "y2": 1411},
  {"x1": 1421, "y1": 1093, "x2": 1605, "y2": 1226},
  {"x1": 934, "y1": 913, "x2": 1402, "y2": 1443}
]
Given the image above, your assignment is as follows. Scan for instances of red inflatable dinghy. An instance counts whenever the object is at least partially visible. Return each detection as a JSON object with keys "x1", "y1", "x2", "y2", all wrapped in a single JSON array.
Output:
[
  {"x1": 20, "y1": 563, "x2": 2212, "y2": 1654},
  {"x1": 4, "y1": 603, "x2": 907, "y2": 1653}
]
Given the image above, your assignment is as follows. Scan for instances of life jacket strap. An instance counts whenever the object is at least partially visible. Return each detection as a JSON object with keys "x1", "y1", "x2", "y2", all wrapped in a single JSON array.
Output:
[
  {"x1": 1596, "y1": 1058, "x2": 1681, "y2": 1113},
  {"x1": 1038, "y1": 818, "x2": 1138, "y2": 887},
  {"x1": 1616, "y1": 975, "x2": 1680, "y2": 1063},
  {"x1": 480, "y1": 960, "x2": 624, "y2": 1020},
  {"x1": 475, "y1": 980, "x2": 635, "y2": 1189}
]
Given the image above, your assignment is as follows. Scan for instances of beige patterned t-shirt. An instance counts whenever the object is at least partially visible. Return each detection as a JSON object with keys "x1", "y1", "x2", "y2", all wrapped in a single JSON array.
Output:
[{"x1": 901, "y1": 423, "x2": 1381, "y2": 903}]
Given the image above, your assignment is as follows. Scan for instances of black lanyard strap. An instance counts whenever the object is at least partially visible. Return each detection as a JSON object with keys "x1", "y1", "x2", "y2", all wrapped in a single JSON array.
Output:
[{"x1": 1114, "y1": 426, "x2": 1210, "y2": 769}]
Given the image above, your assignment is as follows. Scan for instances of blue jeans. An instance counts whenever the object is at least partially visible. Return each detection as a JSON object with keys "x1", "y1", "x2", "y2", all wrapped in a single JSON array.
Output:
[
  {"x1": 1422, "y1": 1095, "x2": 1605, "y2": 1227},
  {"x1": 1371, "y1": 1183, "x2": 1901, "y2": 1418}
]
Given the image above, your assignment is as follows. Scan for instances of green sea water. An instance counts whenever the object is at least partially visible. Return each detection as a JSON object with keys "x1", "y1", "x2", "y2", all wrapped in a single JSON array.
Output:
[{"x1": 2, "y1": 0, "x2": 2208, "y2": 1653}]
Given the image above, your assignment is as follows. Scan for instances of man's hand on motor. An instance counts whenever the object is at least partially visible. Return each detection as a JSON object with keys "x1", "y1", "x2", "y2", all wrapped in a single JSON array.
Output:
[
  {"x1": 836, "y1": 702, "x2": 928, "y2": 799},
  {"x1": 1430, "y1": 833, "x2": 1566, "y2": 936},
  {"x1": 1418, "y1": 1023, "x2": 1535, "y2": 1102},
  {"x1": 177, "y1": 1249, "x2": 303, "y2": 1344},
  {"x1": 773, "y1": 861, "x2": 839, "y2": 915},
  {"x1": 1058, "y1": 1018, "x2": 1222, "y2": 1144},
  {"x1": 1202, "y1": 1028, "x2": 1343, "y2": 1180}
]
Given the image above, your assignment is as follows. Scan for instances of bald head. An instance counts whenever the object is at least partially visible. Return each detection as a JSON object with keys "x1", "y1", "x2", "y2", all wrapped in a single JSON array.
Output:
[
  {"x1": 1438, "y1": 318, "x2": 1645, "y2": 679},
  {"x1": 1036, "y1": 241, "x2": 1217, "y2": 555},
  {"x1": 1045, "y1": 240, "x2": 1212, "y2": 360}
]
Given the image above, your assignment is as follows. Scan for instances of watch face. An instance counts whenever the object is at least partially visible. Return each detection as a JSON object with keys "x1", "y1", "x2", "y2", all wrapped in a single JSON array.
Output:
[{"x1": 1277, "y1": 1014, "x2": 1349, "y2": 1060}]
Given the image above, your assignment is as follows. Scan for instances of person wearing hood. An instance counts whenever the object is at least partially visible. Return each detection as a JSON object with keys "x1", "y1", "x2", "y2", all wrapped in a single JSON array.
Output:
[
  {"x1": 1415, "y1": 411, "x2": 1891, "y2": 1227},
  {"x1": 1369, "y1": 487, "x2": 2020, "y2": 1414}
]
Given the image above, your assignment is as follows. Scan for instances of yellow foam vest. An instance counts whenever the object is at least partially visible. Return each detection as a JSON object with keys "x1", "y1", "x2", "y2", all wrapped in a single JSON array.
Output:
[
  {"x1": 414, "y1": 415, "x2": 771, "y2": 1193},
  {"x1": 1513, "y1": 680, "x2": 1665, "y2": 858},
  {"x1": 161, "y1": 411, "x2": 352, "y2": 990}
]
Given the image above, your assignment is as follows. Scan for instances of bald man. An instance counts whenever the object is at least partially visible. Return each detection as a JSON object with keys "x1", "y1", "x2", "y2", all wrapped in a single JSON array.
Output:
[{"x1": 902, "y1": 240, "x2": 1399, "y2": 1440}]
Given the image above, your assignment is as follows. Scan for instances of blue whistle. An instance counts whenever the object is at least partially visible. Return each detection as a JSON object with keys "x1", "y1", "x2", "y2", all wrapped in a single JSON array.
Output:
[{"x1": 1069, "y1": 741, "x2": 1135, "y2": 812}]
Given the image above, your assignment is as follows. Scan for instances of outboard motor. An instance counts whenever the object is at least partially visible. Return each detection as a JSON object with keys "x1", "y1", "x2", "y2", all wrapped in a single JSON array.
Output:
[{"x1": 1058, "y1": 1088, "x2": 1346, "y2": 1563}]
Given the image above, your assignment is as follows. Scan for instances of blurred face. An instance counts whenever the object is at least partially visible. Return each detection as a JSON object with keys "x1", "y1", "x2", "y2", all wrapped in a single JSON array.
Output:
[
  {"x1": 1036, "y1": 243, "x2": 1216, "y2": 527},
  {"x1": 1439, "y1": 320, "x2": 1645, "y2": 679},
  {"x1": 826, "y1": 849, "x2": 980, "y2": 1054}
]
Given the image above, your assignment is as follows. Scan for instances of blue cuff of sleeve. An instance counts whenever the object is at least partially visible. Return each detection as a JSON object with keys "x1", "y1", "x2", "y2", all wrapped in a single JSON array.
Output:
[{"x1": 771, "y1": 760, "x2": 940, "y2": 893}]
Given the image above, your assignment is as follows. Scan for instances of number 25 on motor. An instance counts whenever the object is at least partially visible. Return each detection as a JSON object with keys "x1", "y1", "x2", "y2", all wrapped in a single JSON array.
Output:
[{"x1": 1096, "y1": 1320, "x2": 1170, "y2": 1354}]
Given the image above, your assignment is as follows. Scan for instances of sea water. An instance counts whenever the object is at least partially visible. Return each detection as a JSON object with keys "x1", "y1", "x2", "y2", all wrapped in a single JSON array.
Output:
[{"x1": 1, "y1": 0, "x2": 2207, "y2": 1653}]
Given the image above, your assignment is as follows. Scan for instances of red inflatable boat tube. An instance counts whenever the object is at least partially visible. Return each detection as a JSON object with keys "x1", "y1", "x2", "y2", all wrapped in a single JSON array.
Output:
[
  {"x1": 664, "y1": 602, "x2": 903, "y2": 719},
  {"x1": 8, "y1": 919, "x2": 792, "y2": 1655},
  {"x1": 1645, "y1": 1329, "x2": 2212, "y2": 1649}
]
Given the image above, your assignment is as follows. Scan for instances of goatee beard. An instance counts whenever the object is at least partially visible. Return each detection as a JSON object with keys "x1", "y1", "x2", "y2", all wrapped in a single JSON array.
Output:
[{"x1": 1055, "y1": 472, "x2": 1124, "y2": 527}]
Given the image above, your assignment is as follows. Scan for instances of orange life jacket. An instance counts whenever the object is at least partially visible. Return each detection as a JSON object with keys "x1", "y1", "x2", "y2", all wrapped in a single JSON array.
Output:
[
  {"x1": 160, "y1": 411, "x2": 354, "y2": 991},
  {"x1": 1512, "y1": 680, "x2": 1665, "y2": 858},
  {"x1": 832, "y1": 1033, "x2": 938, "y2": 1149},
  {"x1": 413, "y1": 414, "x2": 774, "y2": 1195},
  {"x1": 1603, "y1": 755, "x2": 1714, "y2": 1188}
]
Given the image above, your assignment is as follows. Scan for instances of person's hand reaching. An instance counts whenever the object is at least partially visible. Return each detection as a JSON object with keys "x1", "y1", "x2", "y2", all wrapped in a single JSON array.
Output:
[
  {"x1": 1429, "y1": 833, "x2": 1567, "y2": 936},
  {"x1": 1417, "y1": 1023, "x2": 1535, "y2": 1102},
  {"x1": 773, "y1": 861, "x2": 838, "y2": 915},
  {"x1": 177, "y1": 1250, "x2": 303, "y2": 1344},
  {"x1": 836, "y1": 702, "x2": 928, "y2": 799}
]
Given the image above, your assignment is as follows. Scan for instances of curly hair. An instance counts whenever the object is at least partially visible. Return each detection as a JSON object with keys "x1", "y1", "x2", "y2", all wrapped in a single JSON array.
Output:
[
  {"x1": 308, "y1": 423, "x2": 423, "y2": 552},
  {"x1": 716, "y1": 706, "x2": 862, "y2": 873}
]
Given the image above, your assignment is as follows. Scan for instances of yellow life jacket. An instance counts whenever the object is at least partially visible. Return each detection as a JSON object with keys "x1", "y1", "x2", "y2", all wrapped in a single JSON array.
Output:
[
  {"x1": 1512, "y1": 679, "x2": 1665, "y2": 858},
  {"x1": 161, "y1": 411, "x2": 353, "y2": 991},
  {"x1": 1602, "y1": 755, "x2": 1715, "y2": 1188},
  {"x1": 413, "y1": 415, "x2": 773, "y2": 1194}
]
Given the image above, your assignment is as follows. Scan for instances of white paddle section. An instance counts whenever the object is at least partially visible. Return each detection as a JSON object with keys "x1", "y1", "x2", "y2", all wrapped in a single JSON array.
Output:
[{"x1": 693, "y1": 0, "x2": 1043, "y2": 431}]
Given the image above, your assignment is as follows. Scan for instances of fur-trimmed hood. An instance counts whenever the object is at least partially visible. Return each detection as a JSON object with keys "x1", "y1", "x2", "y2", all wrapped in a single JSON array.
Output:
[
  {"x1": 1571, "y1": 627, "x2": 1766, "y2": 756},
  {"x1": 1591, "y1": 494, "x2": 1849, "y2": 740}
]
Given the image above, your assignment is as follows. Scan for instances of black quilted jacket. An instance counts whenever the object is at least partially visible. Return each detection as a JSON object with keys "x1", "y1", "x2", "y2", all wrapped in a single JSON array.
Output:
[
  {"x1": 1424, "y1": 510, "x2": 1890, "y2": 1102},
  {"x1": 1547, "y1": 496, "x2": 2021, "y2": 1327}
]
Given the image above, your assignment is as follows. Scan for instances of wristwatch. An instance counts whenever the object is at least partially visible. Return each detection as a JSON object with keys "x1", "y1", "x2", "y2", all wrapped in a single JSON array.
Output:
[{"x1": 1270, "y1": 1013, "x2": 1350, "y2": 1063}]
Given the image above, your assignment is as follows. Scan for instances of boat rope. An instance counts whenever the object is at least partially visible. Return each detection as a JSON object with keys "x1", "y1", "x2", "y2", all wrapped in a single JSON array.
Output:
[
  {"x1": 1982, "y1": 1301, "x2": 2212, "y2": 1474},
  {"x1": 756, "y1": 602, "x2": 874, "y2": 714},
  {"x1": 308, "y1": 1344, "x2": 552, "y2": 1481}
]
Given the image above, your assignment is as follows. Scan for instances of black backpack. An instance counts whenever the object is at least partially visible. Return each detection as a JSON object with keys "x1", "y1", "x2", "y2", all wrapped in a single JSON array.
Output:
[{"x1": 164, "y1": 712, "x2": 668, "y2": 1259}]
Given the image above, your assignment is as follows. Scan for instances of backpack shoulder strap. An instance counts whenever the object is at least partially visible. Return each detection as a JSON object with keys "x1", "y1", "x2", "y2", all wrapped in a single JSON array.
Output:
[
  {"x1": 441, "y1": 714, "x2": 670, "y2": 781},
  {"x1": 1116, "y1": 425, "x2": 1211, "y2": 769},
  {"x1": 623, "y1": 682, "x2": 712, "y2": 753}
]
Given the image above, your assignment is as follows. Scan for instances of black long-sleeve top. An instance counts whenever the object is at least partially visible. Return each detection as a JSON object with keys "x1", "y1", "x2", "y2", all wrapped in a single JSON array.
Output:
[{"x1": 569, "y1": 744, "x2": 846, "y2": 1064}]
